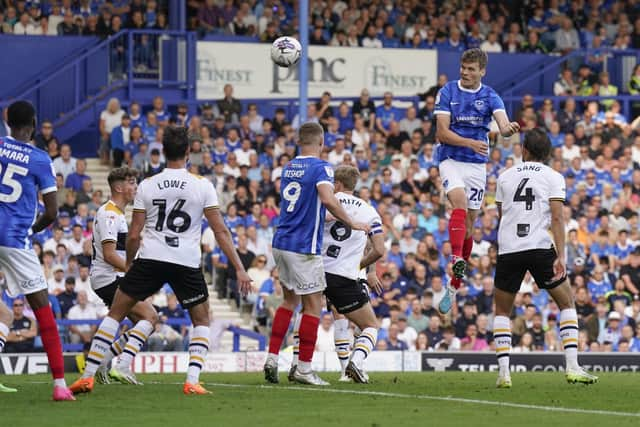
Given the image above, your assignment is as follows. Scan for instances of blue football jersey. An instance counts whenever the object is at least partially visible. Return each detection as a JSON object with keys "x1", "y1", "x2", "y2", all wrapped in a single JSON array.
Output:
[
  {"x1": 0, "y1": 137, "x2": 57, "y2": 249},
  {"x1": 434, "y1": 80, "x2": 505, "y2": 164},
  {"x1": 272, "y1": 156, "x2": 334, "y2": 255}
]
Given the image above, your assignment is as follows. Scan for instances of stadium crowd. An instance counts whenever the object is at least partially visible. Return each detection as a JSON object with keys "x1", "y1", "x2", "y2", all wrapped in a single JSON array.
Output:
[
  {"x1": 188, "y1": 0, "x2": 640, "y2": 52},
  {"x1": 2, "y1": 0, "x2": 640, "y2": 356},
  {"x1": 4, "y1": 57, "x2": 640, "y2": 354}
]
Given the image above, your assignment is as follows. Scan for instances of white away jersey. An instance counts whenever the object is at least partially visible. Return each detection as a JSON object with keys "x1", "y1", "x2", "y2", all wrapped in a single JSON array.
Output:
[
  {"x1": 91, "y1": 200, "x2": 128, "y2": 290},
  {"x1": 134, "y1": 168, "x2": 219, "y2": 268},
  {"x1": 496, "y1": 162, "x2": 565, "y2": 255},
  {"x1": 322, "y1": 192, "x2": 383, "y2": 280}
]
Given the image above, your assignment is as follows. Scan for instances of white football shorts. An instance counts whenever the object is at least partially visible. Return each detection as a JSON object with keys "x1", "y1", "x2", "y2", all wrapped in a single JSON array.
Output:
[
  {"x1": 439, "y1": 159, "x2": 487, "y2": 210},
  {"x1": 0, "y1": 246, "x2": 48, "y2": 297},
  {"x1": 272, "y1": 248, "x2": 327, "y2": 295}
]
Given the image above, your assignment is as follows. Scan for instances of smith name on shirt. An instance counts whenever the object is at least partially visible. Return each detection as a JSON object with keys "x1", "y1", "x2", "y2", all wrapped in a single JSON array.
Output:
[
  {"x1": 0, "y1": 141, "x2": 32, "y2": 163},
  {"x1": 339, "y1": 197, "x2": 363, "y2": 207},
  {"x1": 157, "y1": 179, "x2": 188, "y2": 190}
]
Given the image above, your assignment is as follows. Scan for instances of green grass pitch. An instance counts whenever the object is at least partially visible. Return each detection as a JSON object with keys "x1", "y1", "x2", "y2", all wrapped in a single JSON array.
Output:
[{"x1": 2, "y1": 372, "x2": 638, "y2": 427}]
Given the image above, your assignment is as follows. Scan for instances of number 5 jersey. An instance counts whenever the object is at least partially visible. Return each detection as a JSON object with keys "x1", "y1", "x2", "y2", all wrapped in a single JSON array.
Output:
[
  {"x1": 0, "y1": 136, "x2": 56, "y2": 250},
  {"x1": 133, "y1": 168, "x2": 219, "y2": 268}
]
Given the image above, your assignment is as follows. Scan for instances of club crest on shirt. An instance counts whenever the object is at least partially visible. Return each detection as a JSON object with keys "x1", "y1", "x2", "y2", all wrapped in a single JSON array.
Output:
[
  {"x1": 325, "y1": 166, "x2": 334, "y2": 178},
  {"x1": 474, "y1": 100, "x2": 485, "y2": 109}
]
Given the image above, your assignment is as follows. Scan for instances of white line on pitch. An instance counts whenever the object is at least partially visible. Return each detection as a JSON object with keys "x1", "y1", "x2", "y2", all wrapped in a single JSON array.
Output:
[{"x1": 205, "y1": 382, "x2": 640, "y2": 418}]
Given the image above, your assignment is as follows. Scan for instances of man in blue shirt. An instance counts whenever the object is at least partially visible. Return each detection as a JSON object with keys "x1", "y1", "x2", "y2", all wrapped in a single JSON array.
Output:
[
  {"x1": 264, "y1": 122, "x2": 369, "y2": 386},
  {"x1": 64, "y1": 158, "x2": 90, "y2": 192},
  {"x1": 375, "y1": 92, "x2": 403, "y2": 135},
  {"x1": 434, "y1": 48, "x2": 520, "y2": 314},
  {"x1": 0, "y1": 100, "x2": 74, "y2": 400}
]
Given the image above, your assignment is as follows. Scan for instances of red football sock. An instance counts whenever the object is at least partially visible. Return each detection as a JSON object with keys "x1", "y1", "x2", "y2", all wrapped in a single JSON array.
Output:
[
  {"x1": 462, "y1": 236, "x2": 473, "y2": 261},
  {"x1": 268, "y1": 307, "x2": 294, "y2": 355},
  {"x1": 448, "y1": 209, "x2": 467, "y2": 258},
  {"x1": 450, "y1": 276, "x2": 462, "y2": 290},
  {"x1": 298, "y1": 314, "x2": 320, "y2": 363},
  {"x1": 34, "y1": 306, "x2": 65, "y2": 380}
]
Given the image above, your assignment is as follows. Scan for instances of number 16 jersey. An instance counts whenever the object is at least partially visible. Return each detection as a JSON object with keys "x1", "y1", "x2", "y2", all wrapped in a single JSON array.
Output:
[
  {"x1": 496, "y1": 162, "x2": 565, "y2": 255},
  {"x1": 272, "y1": 156, "x2": 334, "y2": 255},
  {"x1": 133, "y1": 168, "x2": 219, "y2": 268}
]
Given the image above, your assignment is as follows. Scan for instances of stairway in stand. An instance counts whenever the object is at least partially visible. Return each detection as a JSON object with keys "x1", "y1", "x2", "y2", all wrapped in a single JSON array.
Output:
[{"x1": 85, "y1": 159, "x2": 257, "y2": 352}]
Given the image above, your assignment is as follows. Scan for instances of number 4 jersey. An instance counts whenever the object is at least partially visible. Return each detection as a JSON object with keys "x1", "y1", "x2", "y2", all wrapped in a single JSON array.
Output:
[
  {"x1": 133, "y1": 168, "x2": 219, "y2": 268},
  {"x1": 0, "y1": 136, "x2": 56, "y2": 249},
  {"x1": 322, "y1": 192, "x2": 382, "y2": 280},
  {"x1": 496, "y1": 162, "x2": 565, "y2": 255}
]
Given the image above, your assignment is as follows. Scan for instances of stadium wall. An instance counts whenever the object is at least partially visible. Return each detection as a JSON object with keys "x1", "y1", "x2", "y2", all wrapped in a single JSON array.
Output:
[
  {"x1": 2, "y1": 352, "x2": 639, "y2": 375},
  {"x1": 0, "y1": 35, "x2": 99, "y2": 99}
]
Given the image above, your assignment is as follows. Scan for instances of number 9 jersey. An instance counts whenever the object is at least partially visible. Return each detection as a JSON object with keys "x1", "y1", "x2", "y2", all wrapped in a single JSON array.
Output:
[
  {"x1": 496, "y1": 162, "x2": 565, "y2": 255},
  {"x1": 133, "y1": 168, "x2": 219, "y2": 268},
  {"x1": 272, "y1": 156, "x2": 334, "y2": 255}
]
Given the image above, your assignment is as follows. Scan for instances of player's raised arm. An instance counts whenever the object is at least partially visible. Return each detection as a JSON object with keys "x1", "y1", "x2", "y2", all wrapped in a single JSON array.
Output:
[
  {"x1": 205, "y1": 206, "x2": 252, "y2": 296},
  {"x1": 317, "y1": 183, "x2": 370, "y2": 233},
  {"x1": 493, "y1": 110, "x2": 520, "y2": 138}
]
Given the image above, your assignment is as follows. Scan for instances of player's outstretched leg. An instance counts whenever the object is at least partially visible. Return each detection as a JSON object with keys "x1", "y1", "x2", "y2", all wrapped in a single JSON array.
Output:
[
  {"x1": 183, "y1": 325, "x2": 212, "y2": 395},
  {"x1": 26, "y1": 292, "x2": 75, "y2": 401},
  {"x1": 70, "y1": 316, "x2": 122, "y2": 394},
  {"x1": 346, "y1": 327, "x2": 376, "y2": 384},
  {"x1": 109, "y1": 320, "x2": 153, "y2": 385},
  {"x1": 293, "y1": 312, "x2": 329, "y2": 386},
  {"x1": 0, "y1": 305, "x2": 17, "y2": 393},
  {"x1": 560, "y1": 308, "x2": 598, "y2": 384},
  {"x1": 96, "y1": 332, "x2": 130, "y2": 384},
  {"x1": 288, "y1": 312, "x2": 301, "y2": 382},
  {"x1": 493, "y1": 315, "x2": 512, "y2": 388},
  {"x1": 440, "y1": 208, "x2": 467, "y2": 314},
  {"x1": 264, "y1": 304, "x2": 295, "y2": 384},
  {"x1": 333, "y1": 317, "x2": 351, "y2": 382}
]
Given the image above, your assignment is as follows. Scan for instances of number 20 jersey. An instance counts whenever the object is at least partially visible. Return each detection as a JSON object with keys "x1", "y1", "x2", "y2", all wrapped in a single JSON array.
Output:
[
  {"x1": 322, "y1": 192, "x2": 382, "y2": 280},
  {"x1": 495, "y1": 162, "x2": 565, "y2": 255},
  {"x1": 272, "y1": 156, "x2": 334, "y2": 255},
  {"x1": 0, "y1": 137, "x2": 56, "y2": 249},
  {"x1": 133, "y1": 168, "x2": 219, "y2": 268}
]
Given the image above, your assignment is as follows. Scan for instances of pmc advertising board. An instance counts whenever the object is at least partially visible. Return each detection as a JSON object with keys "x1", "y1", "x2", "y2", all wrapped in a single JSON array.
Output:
[{"x1": 196, "y1": 42, "x2": 437, "y2": 99}]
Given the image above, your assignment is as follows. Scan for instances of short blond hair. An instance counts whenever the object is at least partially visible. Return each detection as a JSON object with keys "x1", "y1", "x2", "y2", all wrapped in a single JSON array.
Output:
[
  {"x1": 334, "y1": 165, "x2": 360, "y2": 191},
  {"x1": 298, "y1": 122, "x2": 324, "y2": 146}
]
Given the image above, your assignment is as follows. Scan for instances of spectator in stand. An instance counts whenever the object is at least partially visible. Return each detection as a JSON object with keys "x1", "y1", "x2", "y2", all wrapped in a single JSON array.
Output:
[
  {"x1": 57, "y1": 10, "x2": 79, "y2": 35},
  {"x1": 4, "y1": 298, "x2": 37, "y2": 353},
  {"x1": 99, "y1": 98, "x2": 125, "y2": 165},
  {"x1": 13, "y1": 11, "x2": 35, "y2": 34},
  {"x1": 151, "y1": 96, "x2": 169, "y2": 125},
  {"x1": 65, "y1": 158, "x2": 89, "y2": 192},
  {"x1": 376, "y1": 92, "x2": 402, "y2": 135},
  {"x1": 57, "y1": 277, "x2": 78, "y2": 318},
  {"x1": 53, "y1": 144, "x2": 77, "y2": 181},
  {"x1": 555, "y1": 15, "x2": 580, "y2": 54},
  {"x1": 66, "y1": 290, "x2": 97, "y2": 344},
  {"x1": 218, "y1": 84, "x2": 241, "y2": 125},
  {"x1": 34, "y1": 121, "x2": 57, "y2": 151},
  {"x1": 110, "y1": 114, "x2": 131, "y2": 167}
]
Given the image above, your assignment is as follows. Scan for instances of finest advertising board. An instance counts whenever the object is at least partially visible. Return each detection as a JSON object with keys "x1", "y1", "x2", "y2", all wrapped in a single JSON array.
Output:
[{"x1": 196, "y1": 42, "x2": 437, "y2": 100}]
